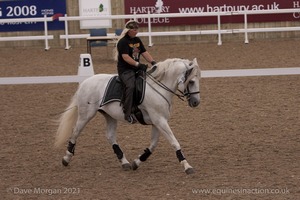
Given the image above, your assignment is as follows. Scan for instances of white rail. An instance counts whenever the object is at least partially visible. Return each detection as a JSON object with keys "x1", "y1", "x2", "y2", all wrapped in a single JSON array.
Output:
[
  {"x1": 232, "y1": 9, "x2": 300, "y2": 43},
  {"x1": 0, "y1": 54, "x2": 95, "y2": 85},
  {"x1": 59, "y1": 8, "x2": 300, "y2": 48},
  {"x1": 2, "y1": 67, "x2": 300, "y2": 85},
  {"x1": 0, "y1": 15, "x2": 53, "y2": 50}
]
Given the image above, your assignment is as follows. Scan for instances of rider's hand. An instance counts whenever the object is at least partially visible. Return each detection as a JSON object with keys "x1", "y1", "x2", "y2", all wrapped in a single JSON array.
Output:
[
  {"x1": 151, "y1": 61, "x2": 157, "y2": 66},
  {"x1": 138, "y1": 63, "x2": 148, "y2": 72}
]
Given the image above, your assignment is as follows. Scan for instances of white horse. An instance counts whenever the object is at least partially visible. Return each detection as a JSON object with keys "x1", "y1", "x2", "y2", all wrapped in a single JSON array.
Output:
[{"x1": 55, "y1": 58, "x2": 201, "y2": 174}]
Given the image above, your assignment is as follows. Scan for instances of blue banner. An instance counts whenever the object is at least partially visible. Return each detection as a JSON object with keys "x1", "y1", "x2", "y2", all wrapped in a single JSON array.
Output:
[{"x1": 0, "y1": 0, "x2": 66, "y2": 32}]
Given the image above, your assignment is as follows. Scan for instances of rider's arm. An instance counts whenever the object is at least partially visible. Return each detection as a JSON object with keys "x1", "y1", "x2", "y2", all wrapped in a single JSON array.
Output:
[
  {"x1": 141, "y1": 51, "x2": 155, "y2": 65},
  {"x1": 122, "y1": 54, "x2": 140, "y2": 67}
]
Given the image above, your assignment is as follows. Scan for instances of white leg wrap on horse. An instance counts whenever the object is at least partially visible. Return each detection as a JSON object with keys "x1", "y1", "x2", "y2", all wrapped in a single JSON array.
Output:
[
  {"x1": 181, "y1": 160, "x2": 195, "y2": 174},
  {"x1": 120, "y1": 155, "x2": 131, "y2": 171},
  {"x1": 132, "y1": 159, "x2": 141, "y2": 170},
  {"x1": 63, "y1": 150, "x2": 73, "y2": 165},
  {"x1": 120, "y1": 155, "x2": 130, "y2": 165},
  {"x1": 181, "y1": 160, "x2": 192, "y2": 170}
]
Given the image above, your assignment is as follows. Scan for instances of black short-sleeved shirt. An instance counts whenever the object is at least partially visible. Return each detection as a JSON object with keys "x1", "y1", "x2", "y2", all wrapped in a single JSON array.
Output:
[{"x1": 117, "y1": 34, "x2": 146, "y2": 74}]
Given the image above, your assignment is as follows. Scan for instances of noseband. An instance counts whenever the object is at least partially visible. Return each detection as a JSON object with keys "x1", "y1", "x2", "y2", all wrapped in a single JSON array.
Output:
[{"x1": 178, "y1": 84, "x2": 200, "y2": 99}]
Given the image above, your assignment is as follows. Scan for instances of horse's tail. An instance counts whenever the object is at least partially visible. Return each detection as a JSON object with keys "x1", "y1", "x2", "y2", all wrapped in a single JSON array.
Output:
[{"x1": 55, "y1": 93, "x2": 78, "y2": 148}]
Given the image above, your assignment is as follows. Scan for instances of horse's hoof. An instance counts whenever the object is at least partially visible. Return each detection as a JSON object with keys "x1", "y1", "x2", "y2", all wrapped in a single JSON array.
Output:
[
  {"x1": 131, "y1": 161, "x2": 139, "y2": 170},
  {"x1": 185, "y1": 168, "x2": 195, "y2": 175},
  {"x1": 122, "y1": 163, "x2": 132, "y2": 171},
  {"x1": 62, "y1": 158, "x2": 69, "y2": 166}
]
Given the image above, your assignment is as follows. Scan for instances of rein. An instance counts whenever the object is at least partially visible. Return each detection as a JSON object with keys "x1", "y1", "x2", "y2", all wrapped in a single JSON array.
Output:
[{"x1": 146, "y1": 72, "x2": 186, "y2": 101}]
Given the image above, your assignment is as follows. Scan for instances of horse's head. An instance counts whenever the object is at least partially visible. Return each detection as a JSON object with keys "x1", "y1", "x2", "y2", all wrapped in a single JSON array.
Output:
[
  {"x1": 178, "y1": 58, "x2": 201, "y2": 108},
  {"x1": 148, "y1": 58, "x2": 201, "y2": 108}
]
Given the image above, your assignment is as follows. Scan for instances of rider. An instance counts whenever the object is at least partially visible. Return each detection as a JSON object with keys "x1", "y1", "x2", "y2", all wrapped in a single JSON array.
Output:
[{"x1": 115, "y1": 20, "x2": 156, "y2": 124}]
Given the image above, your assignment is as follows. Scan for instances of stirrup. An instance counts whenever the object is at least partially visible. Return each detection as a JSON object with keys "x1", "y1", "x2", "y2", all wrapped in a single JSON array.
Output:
[{"x1": 126, "y1": 115, "x2": 137, "y2": 124}]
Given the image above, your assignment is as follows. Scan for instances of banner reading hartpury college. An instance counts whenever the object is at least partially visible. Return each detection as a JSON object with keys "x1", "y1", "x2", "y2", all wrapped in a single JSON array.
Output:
[
  {"x1": 124, "y1": 0, "x2": 300, "y2": 26},
  {"x1": 0, "y1": 0, "x2": 66, "y2": 32}
]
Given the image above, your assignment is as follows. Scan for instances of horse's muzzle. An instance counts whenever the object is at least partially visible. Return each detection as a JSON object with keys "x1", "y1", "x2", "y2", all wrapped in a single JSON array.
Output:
[{"x1": 188, "y1": 96, "x2": 200, "y2": 107}]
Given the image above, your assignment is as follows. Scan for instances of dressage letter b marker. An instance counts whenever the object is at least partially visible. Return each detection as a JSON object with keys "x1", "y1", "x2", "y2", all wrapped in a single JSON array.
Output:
[
  {"x1": 83, "y1": 58, "x2": 90, "y2": 67},
  {"x1": 77, "y1": 54, "x2": 95, "y2": 82}
]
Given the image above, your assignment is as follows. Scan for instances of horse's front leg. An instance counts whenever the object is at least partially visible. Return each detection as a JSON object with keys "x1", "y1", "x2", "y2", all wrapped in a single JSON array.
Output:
[
  {"x1": 156, "y1": 121, "x2": 195, "y2": 174},
  {"x1": 132, "y1": 126, "x2": 160, "y2": 170},
  {"x1": 103, "y1": 112, "x2": 131, "y2": 170}
]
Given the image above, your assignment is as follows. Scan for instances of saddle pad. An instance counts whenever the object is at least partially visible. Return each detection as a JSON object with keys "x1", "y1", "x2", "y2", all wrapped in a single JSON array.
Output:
[
  {"x1": 100, "y1": 74, "x2": 146, "y2": 107},
  {"x1": 100, "y1": 76, "x2": 123, "y2": 106}
]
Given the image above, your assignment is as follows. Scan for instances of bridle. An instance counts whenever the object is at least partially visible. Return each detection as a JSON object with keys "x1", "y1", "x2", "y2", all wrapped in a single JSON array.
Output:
[{"x1": 177, "y1": 67, "x2": 200, "y2": 100}]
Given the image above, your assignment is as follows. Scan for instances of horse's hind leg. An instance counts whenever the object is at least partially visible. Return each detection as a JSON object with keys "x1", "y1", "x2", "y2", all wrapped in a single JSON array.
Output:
[
  {"x1": 102, "y1": 112, "x2": 131, "y2": 171},
  {"x1": 132, "y1": 126, "x2": 160, "y2": 170},
  {"x1": 62, "y1": 109, "x2": 97, "y2": 166}
]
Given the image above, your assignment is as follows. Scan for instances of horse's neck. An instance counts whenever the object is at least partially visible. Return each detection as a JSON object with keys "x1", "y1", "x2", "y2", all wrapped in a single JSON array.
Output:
[
  {"x1": 147, "y1": 65, "x2": 181, "y2": 103},
  {"x1": 145, "y1": 59, "x2": 194, "y2": 112}
]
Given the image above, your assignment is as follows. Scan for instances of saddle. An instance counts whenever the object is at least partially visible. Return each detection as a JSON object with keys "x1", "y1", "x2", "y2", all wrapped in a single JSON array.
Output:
[{"x1": 100, "y1": 71, "x2": 147, "y2": 125}]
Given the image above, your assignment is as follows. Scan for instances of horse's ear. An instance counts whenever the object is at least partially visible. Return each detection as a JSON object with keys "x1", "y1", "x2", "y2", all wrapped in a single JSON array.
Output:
[
  {"x1": 192, "y1": 58, "x2": 201, "y2": 74},
  {"x1": 188, "y1": 58, "x2": 198, "y2": 69},
  {"x1": 193, "y1": 58, "x2": 201, "y2": 77},
  {"x1": 193, "y1": 58, "x2": 198, "y2": 66}
]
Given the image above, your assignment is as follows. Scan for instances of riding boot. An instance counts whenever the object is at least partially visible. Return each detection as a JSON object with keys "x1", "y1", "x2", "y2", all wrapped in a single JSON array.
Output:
[
  {"x1": 123, "y1": 89, "x2": 134, "y2": 121},
  {"x1": 120, "y1": 70, "x2": 137, "y2": 124}
]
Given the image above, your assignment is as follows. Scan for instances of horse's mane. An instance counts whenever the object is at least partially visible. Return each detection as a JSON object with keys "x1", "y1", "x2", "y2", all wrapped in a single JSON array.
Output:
[{"x1": 151, "y1": 58, "x2": 190, "y2": 81}]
